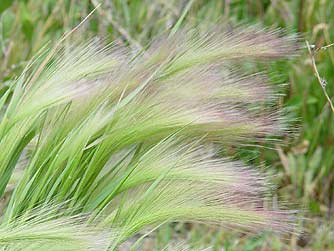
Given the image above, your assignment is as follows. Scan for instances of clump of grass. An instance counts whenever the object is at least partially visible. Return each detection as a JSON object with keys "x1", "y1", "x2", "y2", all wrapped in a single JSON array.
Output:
[{"x1": 0, "y1": 24, "x2": 298, "y2": 250}]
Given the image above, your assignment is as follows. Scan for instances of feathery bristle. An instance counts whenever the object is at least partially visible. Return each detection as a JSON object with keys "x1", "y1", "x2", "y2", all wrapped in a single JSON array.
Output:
[{"x1": 0, "y1": 25, "x2": 299, "y2": 250}]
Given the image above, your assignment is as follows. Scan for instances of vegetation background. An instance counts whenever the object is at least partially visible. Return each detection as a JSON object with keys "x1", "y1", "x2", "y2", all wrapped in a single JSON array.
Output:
[{"x1": 0, "y1": 0, "x2": 333, "y2": 250}]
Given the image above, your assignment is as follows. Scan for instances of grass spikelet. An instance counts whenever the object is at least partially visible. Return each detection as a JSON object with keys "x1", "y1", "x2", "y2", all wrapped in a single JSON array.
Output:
[
  {"x1": 0, "y1": 24, "x2": 299, "y2": 250},
  {"x1": 0, "y1": 206, "x2": 110, "y2": 251}
]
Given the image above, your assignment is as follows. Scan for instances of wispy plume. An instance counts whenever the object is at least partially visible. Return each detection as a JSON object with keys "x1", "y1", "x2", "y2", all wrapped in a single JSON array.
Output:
[
  {"x1": 0, "y1": 25, "x2": 299, "y2": 250},
  {"x1": 0, "y1": 206, "x2": 111, "y2": 251}
]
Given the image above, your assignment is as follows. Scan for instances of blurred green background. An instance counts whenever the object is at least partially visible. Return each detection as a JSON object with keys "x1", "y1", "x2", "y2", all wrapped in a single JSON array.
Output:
[{"x1": 0, "y1": 0, "x2": 333, "y2": 250}]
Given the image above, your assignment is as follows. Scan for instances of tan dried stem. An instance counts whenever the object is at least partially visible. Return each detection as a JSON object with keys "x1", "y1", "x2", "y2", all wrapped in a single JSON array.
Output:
[{"x1": 306, "y1": 41, "x2": 334, "y2": 113}]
